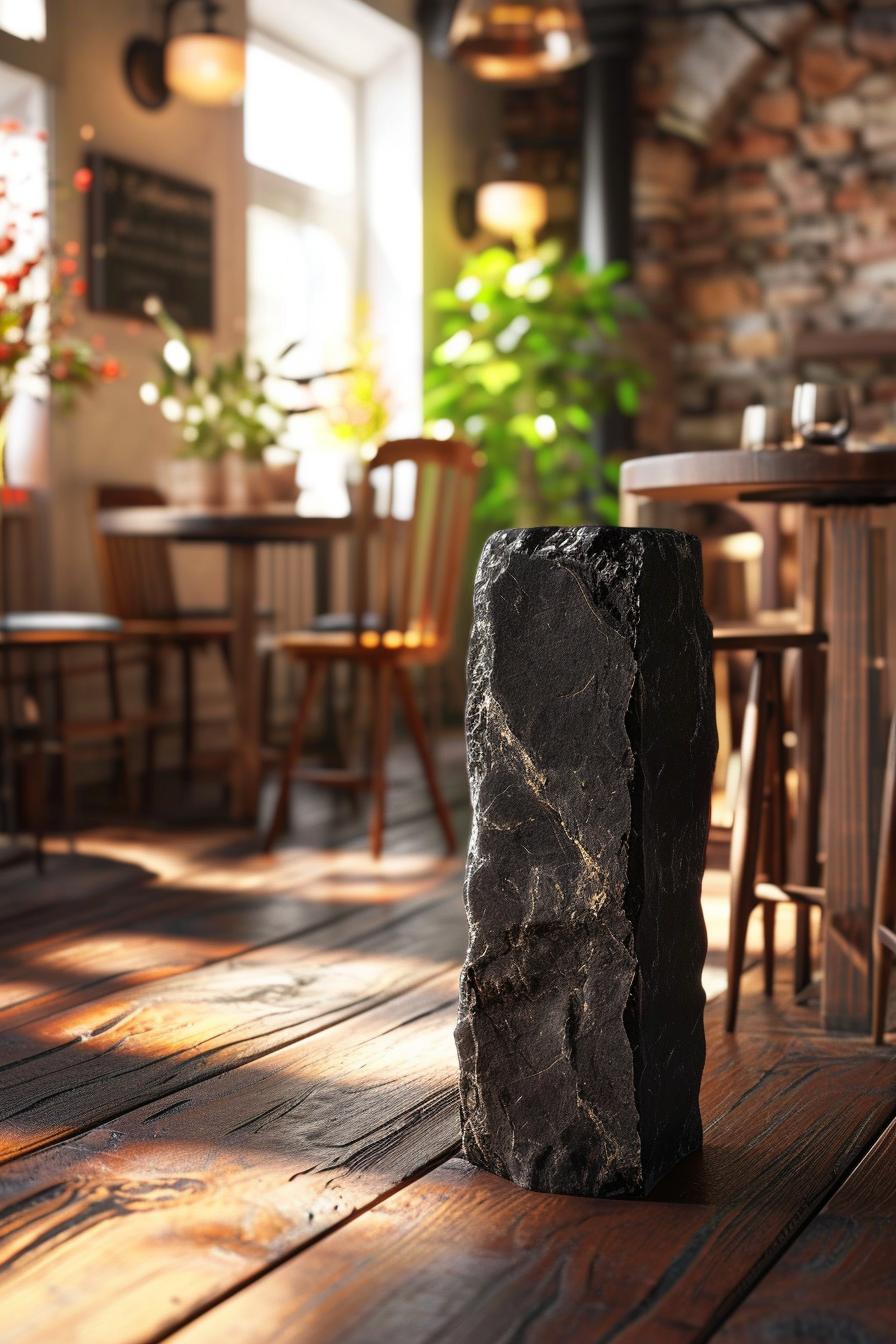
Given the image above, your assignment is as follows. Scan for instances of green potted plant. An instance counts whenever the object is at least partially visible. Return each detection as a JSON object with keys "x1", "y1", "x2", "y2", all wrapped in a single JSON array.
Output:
[{"x1": 424, "y1": 239, "x2": 649, "y2": 528}]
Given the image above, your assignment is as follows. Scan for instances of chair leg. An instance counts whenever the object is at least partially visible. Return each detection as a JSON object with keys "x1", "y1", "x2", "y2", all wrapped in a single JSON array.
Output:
[
  {"x1": 181, "y1": 644, "x2": 194, "y2": 780},
  {"x1": 872, "y1": 712, "x2": 896, "y2": 1043},
  {"x1": 369, "y1": 662, "x2": 394, "y2": 860},
  {"x1": 726, "y1": 653, "x2": 772, "y2": 1033},
  {"x1": 143, "y1": 649, "x2": 162, "y2": 811},
  {"x1": 264, "y1": 660, "x2": 323, "y2": 853},
  {"x1": 762, "y1": 901, "x2": 776, "y2": 997},
  {"x1": 396, "y1": 665, "x2": 456, "y2": 855}
]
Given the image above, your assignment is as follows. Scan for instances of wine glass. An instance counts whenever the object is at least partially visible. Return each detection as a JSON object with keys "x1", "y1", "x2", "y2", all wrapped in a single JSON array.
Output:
[
  {"x1": 792, "y1": 383, "x2": 852, "y2": 449},
  {"x1": 740, "y1": 404, "x2": 787, "y2": 451}
]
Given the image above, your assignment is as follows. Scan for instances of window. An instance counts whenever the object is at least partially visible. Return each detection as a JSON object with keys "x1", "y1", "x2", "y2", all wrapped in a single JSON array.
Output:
[
  {"x1": 0, "y1": 0, "x2": 45, "y2": 42},
  {"x1": 245, "y1": 1, "x2": 422, "y2": 514},
  {"x1": 245, "y1": 44, "x2": 354, "y2": 197}
]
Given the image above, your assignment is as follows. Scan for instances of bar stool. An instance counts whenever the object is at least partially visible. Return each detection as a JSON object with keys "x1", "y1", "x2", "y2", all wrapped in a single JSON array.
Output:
[{"x1": 716, "y1": 623, "x2": 828, "y2": 1032}]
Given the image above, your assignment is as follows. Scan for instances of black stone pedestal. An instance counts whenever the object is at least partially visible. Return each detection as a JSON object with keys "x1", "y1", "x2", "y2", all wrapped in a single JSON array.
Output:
[{"x1": 455, "y1": 527, "x2": 717, "y2": 1198}]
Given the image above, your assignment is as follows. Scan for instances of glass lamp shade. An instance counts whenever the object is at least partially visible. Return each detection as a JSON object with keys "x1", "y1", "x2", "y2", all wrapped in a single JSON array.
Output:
[
  {"x1": 164, "y1": 32, "x2": 246, "y2": 106},
  {"x1": 449, "y1": 1, "x2": 592, "y2": 83},
  {"x1": 476, "y1": 180, "x2": 548, "y2": 237}
]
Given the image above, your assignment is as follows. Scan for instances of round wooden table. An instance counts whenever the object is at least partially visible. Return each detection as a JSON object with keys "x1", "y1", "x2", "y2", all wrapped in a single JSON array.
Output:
[
  {"x1": 96, "y1": 506, "x2": 354, "y2": 826},
  {"x1": 621, "y1": 448, "x2": 896, "y2": 1033}
]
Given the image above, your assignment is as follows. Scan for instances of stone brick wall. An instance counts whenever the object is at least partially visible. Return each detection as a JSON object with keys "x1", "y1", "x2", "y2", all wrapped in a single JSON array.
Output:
[{"x1": 634, "y1": 15, "x2": 896, "y2": 453}]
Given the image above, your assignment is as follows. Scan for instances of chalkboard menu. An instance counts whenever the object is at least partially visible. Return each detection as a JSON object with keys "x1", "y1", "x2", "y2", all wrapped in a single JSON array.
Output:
[{"x1": 86, "y1": 153, "x2": 214, "y2": 331}]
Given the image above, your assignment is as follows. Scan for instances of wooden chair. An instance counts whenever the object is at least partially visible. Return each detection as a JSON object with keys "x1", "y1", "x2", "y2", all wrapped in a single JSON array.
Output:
[
  {"x1": 0, "y1": 610, "x2": 137, "y2": 850},
  {"x1": 91, "y1": 484, "x2": 235, "y2": 793},
  {"x1": 871, "y1": 711, "x2": 896, "y2": 1043},
  {"x1": 719, "y1": 622, "x2": 828, "y2": 1033},
  {"x1": 265, "y1": 438, "x2": 481, "y2": 858}
]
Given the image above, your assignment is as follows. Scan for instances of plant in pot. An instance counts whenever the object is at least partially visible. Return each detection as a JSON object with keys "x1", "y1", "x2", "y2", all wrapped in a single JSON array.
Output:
[
  {"x1": 423, "y1": 239, "x2": 650, "y2": 528},
  {"x1": 140, "y1": 301, "x2": 297, "y2": 508},
  {"x1": 0, "y1": 123, "x2": 122, "y2": 484}
]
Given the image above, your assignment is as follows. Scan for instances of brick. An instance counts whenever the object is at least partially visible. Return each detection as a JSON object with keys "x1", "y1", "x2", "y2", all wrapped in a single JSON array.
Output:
[
  {"x1": 856, "y1": 258, "x2": 896, "y2": 285},
  {"x1": 634, "y1": 138, "x2": 698, "y2": 223},
  {"x1": 850, "y1": 29, "x2": 896, "y2": 68},
  {"x1": 857, "y1": 71, "x2": 896, "y2": 100},
  {"x1": 838, "y1": 235, "x2": 896, "y2": 265},
  {"x1": 706, "y1": 129, "x2": 792, "y2": 167},
  {"x1": 765, "y1": 242, "x2": 792, "y2": 261},
  {"x1": 679, "y1": 244, "x2": 729, "y2": 269},
  {"x1": 869, "y1": 376, "x2": 896, "y2": 403},
  {"x1": 751, "y1": 89, "x2": 801, "y2": 129},
  {"x1": 862, "y1": 123, "x2": 896, "y2": 151},
  {"x1": 834, "y1": 179, "x2": 876, "y2": 212},
  {"x1": 766, "y1": 284, "x2": 827, "y2": 309},
  {"x1": 636, "y1": 260, "x2": 675, "y2": 291},
  {"x1": 732, "y1": 214, "x2": 788, "y2": 240},
  {"x1": 798, "y1": 124, "x2": 855, "y2": 157},
  {"x1": 724, "y1": 185, "x2": 781, "y2": 214},
  {"x1": 728, "y1": 328, "x2": 781, "y2": 359},
  {"x1": 797, "y1": 46, "x2": 870, "y2": 100},
  {"x1": 680, "y1": 274, "x2": 761, "y2": 321},
  {"x1": 822, "y1": 96, "x2": 864, "y2": 128},
  {"x1": 688, "y1": 188, "x2": 722, "y2": 219}
]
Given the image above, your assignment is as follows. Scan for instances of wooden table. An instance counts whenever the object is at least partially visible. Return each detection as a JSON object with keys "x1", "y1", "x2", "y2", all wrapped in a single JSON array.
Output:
[
  {"x1": 96, "y1": 506, "x2": 353, "y2": 824},
  {"x1": 621, "y1": 448, "x2": 896, "y2": 1033}
]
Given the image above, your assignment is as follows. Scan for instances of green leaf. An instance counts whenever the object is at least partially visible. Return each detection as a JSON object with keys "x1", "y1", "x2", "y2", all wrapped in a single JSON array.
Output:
[{"x1": 616, "y1": 378, "x2": 640, "y2": 415}]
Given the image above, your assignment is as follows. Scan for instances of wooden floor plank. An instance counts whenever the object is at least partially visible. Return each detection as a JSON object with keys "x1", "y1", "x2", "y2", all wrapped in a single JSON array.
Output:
[
  {"x1": 164, "y1": 959, "x2": 896, "y2": 1344},
  {"x1": 714, "y1": 1106, "x2": 896, "y2": 1342},
  {"x1": 0, "y1": 973, "x2": 462, "y2": 1344},
  {"x1": 0, "y1": 845, "x2": 462, "y2": 1032},
  {"x1": 0, "y1": 880, "x2": 466, "y2": 1163}
]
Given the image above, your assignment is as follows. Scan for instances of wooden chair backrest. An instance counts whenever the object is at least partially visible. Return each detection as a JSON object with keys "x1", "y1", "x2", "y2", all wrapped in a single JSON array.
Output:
[
  {"x1": 92, "y1": 484, "x2": 178, "y2": 620},
  {"x1": 354, "y1": 439, "x2": 481, "y2": 654}
]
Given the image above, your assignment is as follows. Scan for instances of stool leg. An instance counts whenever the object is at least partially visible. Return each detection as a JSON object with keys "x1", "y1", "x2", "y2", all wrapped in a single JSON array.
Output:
[
  {"x1": 793, "y1": 644, "x2": 826, "y2": 993},
  {"x1": 726, "y1": 653, "x2": 772, "y2": 1033},
  {"x1": 760, "y1": 655, "x2": 787, "y2": 998},
  {"x1": 872, "y1": 713, "x2": 896, "y2": 1042}
]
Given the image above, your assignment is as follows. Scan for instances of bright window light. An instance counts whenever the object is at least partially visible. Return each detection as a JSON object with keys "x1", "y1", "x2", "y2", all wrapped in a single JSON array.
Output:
[
  {"x1": 244, "y1": 43, "x2": 354, "y2": 195},
  {"x1": 0, "y1": 0, "x2": 45, "y2": 41}
]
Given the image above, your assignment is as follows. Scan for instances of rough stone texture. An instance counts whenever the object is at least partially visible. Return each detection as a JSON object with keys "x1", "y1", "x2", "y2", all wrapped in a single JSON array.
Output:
[{"x1": 455, "y1": 527, "x2": 716, "y2": 1199}]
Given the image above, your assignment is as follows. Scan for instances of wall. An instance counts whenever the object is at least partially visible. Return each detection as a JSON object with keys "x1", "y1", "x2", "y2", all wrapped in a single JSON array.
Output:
[
  {"x1": 47, "y1": 0, "x2": 247, "y2": 619},
  {"x1": 633, "y1": 12, "x2": 896, "y2": 454}
]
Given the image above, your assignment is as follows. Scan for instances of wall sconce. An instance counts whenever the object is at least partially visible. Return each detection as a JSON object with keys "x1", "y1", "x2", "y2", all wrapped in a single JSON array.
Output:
[
  {"x1": 476, "y1": 180, "x2": 548, "y2": 238},
  {"x1": 449, "y1": 0, "x2": 592, "y2": 83},
  {"x1": 455, "y1": 145, "x2": 549, "y2": 244},
  {"x1": 125, "y1": 0, "x2": 245, "y2": 111}
]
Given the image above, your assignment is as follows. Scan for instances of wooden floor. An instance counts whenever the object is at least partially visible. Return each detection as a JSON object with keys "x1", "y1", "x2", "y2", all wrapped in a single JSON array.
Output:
[{"x1": 1, "y1": 747, "x2": 895, "y2": 1344}]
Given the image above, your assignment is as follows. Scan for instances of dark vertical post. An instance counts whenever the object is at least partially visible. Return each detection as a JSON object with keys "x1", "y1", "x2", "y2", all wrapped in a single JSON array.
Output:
[{"x1": 579, "y1": 2, "x2": 644, "y2": 466}]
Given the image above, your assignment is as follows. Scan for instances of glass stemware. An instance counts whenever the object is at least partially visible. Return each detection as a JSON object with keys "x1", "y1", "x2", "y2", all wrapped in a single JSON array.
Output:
[
  {"x1": 792, "y1": 383, "x2": 852, "y2": 448},
  {"x1": 740, "y1": 404, "x2": 787, "y2": 451}
]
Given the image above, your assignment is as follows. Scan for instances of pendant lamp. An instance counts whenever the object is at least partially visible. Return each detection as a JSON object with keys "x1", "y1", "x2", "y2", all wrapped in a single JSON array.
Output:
[{"x1": 449, "y1": 1, "x2": 593, "y2": 83}]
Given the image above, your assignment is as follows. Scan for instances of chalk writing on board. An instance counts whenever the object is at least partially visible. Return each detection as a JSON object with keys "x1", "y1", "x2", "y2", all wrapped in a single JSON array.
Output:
[{"x1": 86, "y1": 153, "x2": 214, "y2": 331}]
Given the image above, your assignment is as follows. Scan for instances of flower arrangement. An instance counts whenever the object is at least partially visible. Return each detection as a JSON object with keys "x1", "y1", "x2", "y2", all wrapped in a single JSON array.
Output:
[
  {"x1": 424, "y1": 239, "x2": 649, "y2": 528},
  {"x1": 138, "y1": 299, "x2": 288, "y2": 463},
  {"x1": 0, "y1": 120, "x2": 121, "y2": 437}
]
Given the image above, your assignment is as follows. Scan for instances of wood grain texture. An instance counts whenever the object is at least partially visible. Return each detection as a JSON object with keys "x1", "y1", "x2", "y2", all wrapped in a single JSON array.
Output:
[
  {"x1": 620, "y1": 449, "x2": 896, "y2": 506},
  {"x1": 165, "y1": 959, "x2": 896, "y2": 1344},
  {"x1": 0, "y1": 886, "x2": 466, "y2": 1162},
  {"x1": 0, "y1": 973, "x2": 462, "y2": 1344},
  {"x1": 716, "y1": 1112, "x2": 896, "y2": 1342}
]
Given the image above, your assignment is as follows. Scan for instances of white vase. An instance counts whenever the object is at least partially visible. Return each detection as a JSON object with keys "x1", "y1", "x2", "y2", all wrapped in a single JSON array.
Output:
[
  {"x1": 3, "y1": 392, "x2": 50, "y2": 488},
  {"x1": 156, "y1": 457, "x2": 224, "y2": 507}
]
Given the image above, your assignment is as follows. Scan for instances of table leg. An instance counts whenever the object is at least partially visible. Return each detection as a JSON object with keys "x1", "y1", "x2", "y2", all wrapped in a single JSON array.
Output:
[
  {"x1": 823, "y1": 507, "x2": 890, "y2": 1033},
  {"x1": 229, "y1": 545, "x2": 260, "y2": 825}
]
